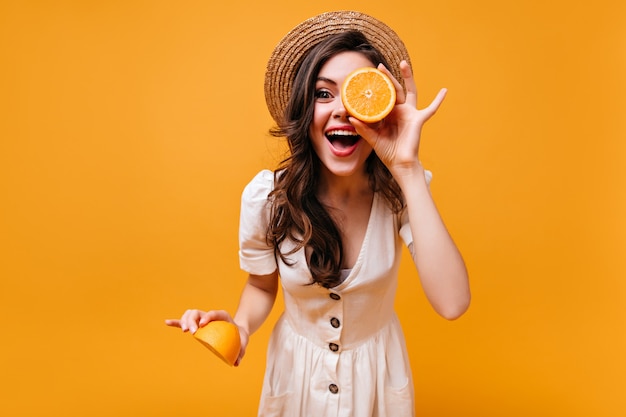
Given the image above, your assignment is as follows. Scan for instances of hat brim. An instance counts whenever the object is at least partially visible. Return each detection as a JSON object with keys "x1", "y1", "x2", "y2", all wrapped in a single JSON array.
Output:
[{"x1": 264, "y1": 10, "x2": 411, "y2": 124}]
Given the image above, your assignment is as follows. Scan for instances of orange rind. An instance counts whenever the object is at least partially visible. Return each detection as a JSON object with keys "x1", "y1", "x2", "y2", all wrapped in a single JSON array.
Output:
[{"x1": 193, "y1": 320, "x2": 241, "y2": 366}]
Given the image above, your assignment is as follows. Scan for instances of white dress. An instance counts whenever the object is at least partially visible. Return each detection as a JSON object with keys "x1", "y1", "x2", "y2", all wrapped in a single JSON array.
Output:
[{"x1": 239, "y1": 169, "x2": 426, "y2": 417}]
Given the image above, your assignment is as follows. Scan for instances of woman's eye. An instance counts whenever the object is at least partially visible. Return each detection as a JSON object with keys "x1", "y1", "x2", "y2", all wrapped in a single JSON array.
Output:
[{"x1": 315, "y1": 90, "x2": 333, "y2": 101}]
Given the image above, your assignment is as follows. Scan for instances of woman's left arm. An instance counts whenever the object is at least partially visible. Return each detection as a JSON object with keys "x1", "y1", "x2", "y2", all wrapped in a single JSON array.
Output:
[
  {"x1": 352, "y1": 61, "x2": 470, "y2": 319},
  {"x1": 397, "y1": 166, "x2": 470, "y2": 320}
]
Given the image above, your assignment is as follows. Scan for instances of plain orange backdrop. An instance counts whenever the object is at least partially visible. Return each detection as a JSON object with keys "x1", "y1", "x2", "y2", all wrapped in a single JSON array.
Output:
[{"x1": 1, "y1": 1, "x2": 625, "y2": 416}]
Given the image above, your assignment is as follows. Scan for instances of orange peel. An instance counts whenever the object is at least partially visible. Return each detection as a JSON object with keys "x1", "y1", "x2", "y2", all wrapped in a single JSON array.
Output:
[{"x1": 193, "y1": 320, "x2": 241, "y2": 366}]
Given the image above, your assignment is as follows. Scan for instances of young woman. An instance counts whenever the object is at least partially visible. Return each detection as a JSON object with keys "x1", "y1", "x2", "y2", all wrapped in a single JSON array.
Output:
[{"x1": 166, "y1": 11, "x2": 470, "y2": 417}]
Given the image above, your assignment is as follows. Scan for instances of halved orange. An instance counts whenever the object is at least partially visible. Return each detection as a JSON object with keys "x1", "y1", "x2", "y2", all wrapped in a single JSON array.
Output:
[
  {"x1": 341, "y1": 67, "x2": 396, "y2": 123},
  {"x1": 193, "y1": 320, "x2": 241, "y2": 366}
]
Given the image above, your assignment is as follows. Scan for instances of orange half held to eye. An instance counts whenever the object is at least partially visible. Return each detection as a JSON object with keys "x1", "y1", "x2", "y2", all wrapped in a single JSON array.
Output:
[
  {"x1": 193, "y1": 320, "x2": 241, "y2": 366},
  {"x1": 341, "y1": 67, "x2": 396, "y2": 123}
]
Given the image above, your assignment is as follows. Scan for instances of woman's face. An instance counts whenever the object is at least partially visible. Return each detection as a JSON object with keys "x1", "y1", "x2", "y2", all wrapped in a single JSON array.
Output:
[{"x1": 309, "y1": 51, "x2": 375, "y2": 181}]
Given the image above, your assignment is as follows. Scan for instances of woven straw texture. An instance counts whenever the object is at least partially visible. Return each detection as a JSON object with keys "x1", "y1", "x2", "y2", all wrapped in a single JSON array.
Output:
[{"x1": 264, "y1": 10, "x2": 411, "y2": 124}]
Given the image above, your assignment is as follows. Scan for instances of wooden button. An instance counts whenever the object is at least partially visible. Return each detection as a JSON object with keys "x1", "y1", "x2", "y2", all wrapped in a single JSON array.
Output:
[{"x1": 329, "y1": 383, "x2": 339, "y2": 394}]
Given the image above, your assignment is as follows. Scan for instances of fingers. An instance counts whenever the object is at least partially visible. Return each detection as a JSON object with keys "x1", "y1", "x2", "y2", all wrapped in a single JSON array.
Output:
[
  {"x1": 377, "y1": 63, "x2": 406, "y2": 103},
  {"x1": 234, "y1": 327, "x2": 249, "y2": 367},
  {"x1": 399, "y1": 61, "x2": 417, "y2": 107},
  {"x1": 199, "y1": 309, "x2": 232, "y2": 326},
  {"x1": 164, "y1": 318, "x2": 182, "y2": 328},
  {"x1": 378, "y1": 61, "x2": 418, "y2": 107},
  {"x1": 234, "y1": 346, "x2": 246, "y2": 367},
  {"x1": 421, "y1": 88, "x2": 447, "y2": 121},
  {"x1": 165, "y1": 309, "x2": 233, "y2": 334}
]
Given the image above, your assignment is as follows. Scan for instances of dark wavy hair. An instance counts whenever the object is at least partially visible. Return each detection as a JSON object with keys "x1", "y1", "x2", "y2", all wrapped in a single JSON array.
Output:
[{"x1": 267, "y1": 31, "x2": 404, "y2": 288}]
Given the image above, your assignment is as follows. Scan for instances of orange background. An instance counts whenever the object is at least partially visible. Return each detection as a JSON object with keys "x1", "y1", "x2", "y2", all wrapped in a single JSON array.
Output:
[{"x1": 1, "y1": 1, "x2": 624, "y2": 416}]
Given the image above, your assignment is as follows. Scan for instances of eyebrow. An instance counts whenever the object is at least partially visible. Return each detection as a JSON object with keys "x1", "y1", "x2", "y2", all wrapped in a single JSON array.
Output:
[{"x1": 316, "y1": 76, "x2": 337, "y2": 86}]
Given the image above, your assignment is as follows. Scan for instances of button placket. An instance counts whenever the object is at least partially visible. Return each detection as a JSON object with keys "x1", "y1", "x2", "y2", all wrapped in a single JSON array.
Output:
[
  {"x1": 324, "y1": 290, "x2": 343, "y2": 403},
  {"x1": 326, "y1": 290, "x2": 343, "y2": 353}
]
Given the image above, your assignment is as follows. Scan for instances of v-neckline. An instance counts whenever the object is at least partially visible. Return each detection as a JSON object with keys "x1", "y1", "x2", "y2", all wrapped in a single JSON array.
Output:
[{"x1": 332, "y1": 192, "x2": 378, "y2": 289}]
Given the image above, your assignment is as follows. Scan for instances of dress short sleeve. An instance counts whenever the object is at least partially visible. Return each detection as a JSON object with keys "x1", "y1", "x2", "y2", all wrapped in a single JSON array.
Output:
[
  {"x1": 399, "y1": 169, "x2": 433, "y2": 247},
  {"x1": 239, "y1": 170, "x2": 277, "y2": 275}
]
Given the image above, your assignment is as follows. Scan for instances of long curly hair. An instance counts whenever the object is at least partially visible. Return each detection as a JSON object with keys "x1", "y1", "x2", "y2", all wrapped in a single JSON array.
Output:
[{"x1": 267, "y1": 31, "x2": 404, "y2": 288}]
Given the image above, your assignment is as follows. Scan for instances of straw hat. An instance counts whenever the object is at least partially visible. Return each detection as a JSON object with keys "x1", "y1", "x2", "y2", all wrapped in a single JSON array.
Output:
[{"x1": 264, "y1": 10, "x2": 412, "y2": 124}]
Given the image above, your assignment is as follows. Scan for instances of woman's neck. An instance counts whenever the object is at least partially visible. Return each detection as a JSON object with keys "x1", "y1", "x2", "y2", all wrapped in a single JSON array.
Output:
[{"x1": 316, "y1": 169, "x2": 372, "y2": 208}]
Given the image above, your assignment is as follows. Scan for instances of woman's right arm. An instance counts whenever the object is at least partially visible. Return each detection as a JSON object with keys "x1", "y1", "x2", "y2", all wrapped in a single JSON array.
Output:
[{"x1": 233, "y1": 270, "x2": 279, "y2": 343}]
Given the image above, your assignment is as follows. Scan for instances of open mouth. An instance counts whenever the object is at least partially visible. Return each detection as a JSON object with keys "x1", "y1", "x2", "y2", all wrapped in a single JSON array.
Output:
[{"x1": 325, "y1": 129, "x2": 361, "y2": 151}]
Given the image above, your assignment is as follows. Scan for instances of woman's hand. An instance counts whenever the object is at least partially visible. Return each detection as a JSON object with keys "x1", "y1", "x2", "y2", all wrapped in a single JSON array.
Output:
[
  {"x1": 351, "y1": 61, "x2": 446, "y2": 178},
  {"x1": 165, "y1": 272, "x2": 278, "y2": 367},
  {"x1": 165, "y1": 309, "x2": 249, "y2": 366}
]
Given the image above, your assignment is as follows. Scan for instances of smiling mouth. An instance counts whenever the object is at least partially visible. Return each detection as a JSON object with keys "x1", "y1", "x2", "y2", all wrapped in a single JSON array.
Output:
[{"x1": 326, "y1": 130, "x2": 360, "y2": 151}]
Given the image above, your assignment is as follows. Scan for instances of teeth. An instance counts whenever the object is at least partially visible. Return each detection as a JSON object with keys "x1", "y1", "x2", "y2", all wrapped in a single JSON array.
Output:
[{"x1": 326, "y1": 130, "x2": 358, "y2": 137}]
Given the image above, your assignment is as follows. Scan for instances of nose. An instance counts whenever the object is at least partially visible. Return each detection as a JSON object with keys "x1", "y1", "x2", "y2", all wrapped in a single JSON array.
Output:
[{"x1": 332, "y1": 98, "x2": 348, "y2": 119}]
